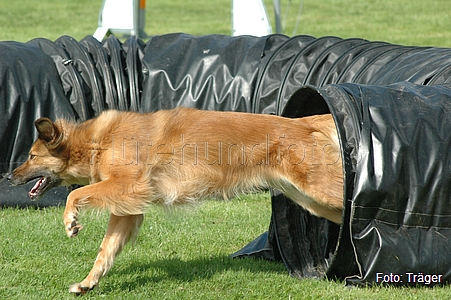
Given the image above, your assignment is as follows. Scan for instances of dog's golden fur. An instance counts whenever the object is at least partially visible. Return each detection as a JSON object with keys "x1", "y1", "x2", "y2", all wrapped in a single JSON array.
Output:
[{"x1": 8, "y1": 107, "x2": 343, "y2": 294}]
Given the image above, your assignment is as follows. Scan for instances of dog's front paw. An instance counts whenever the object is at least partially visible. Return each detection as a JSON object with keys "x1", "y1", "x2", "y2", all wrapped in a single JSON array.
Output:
[
  {"x1": 69, "y1": 282, "x2": 95, "y2": 295},
  {"x1": 65, "y1": 219, "x2": 83, "y2": 238}
]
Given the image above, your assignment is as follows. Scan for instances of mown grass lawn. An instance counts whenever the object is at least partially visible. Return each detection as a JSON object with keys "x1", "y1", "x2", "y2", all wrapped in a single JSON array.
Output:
[
  {"x1": 1, "y1": 0, "x2": 451, "y2": 298},
  {"x1": 2, "y1": 195, "x2": 451, "y2": 299},
  {"x1": 1, "y1": 0, "x2": 451, "y2": 47}
]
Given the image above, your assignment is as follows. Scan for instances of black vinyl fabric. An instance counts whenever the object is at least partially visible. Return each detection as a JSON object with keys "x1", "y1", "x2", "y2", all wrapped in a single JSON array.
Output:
[
  {"x1": 283, "y1": 82, "x2": 451, "y2": 285},
  {"x1": 2, "y1": 33, "x2": 451, "y2": 286},
  {"x1": 0, "y1": 41, "x2": 74, "y2": 207}
]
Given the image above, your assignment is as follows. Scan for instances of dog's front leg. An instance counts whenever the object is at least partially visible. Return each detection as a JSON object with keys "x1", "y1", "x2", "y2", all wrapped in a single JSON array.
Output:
[
  {"x1": 63, "y1": 179, "x2": 148, "y2": 238},
  {"x1": 63, "y1": 186, "x2": 90, "y2": 238},
  {"x1": 69, "y1": 213, "x2": 144, "y2": 295},
  {"x1": 63, "y1": 181, "x2": 119, "y2": 238}
]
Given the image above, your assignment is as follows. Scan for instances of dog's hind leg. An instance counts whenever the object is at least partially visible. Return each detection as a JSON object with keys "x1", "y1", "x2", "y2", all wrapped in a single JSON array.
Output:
[{"x1": 69, "y1": 213, "x2": 144, "y2": 295}]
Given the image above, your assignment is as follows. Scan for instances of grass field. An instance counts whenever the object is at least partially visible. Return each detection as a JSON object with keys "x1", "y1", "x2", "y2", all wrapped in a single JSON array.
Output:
[
  {"x1": 2, "y1": 196, "x2": 451, "y2": 299},
  {"x1": 1, "y1": 0, "x2": 451, "y2": 299},
  {"x1": 1, "y1": 0, "x2": 451, "y2": 46}
]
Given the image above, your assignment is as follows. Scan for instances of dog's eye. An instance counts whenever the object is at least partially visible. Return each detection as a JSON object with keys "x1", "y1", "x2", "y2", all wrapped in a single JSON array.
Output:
[{"x1": 29, "y1": 154, "x2": 36, "y2": 160}]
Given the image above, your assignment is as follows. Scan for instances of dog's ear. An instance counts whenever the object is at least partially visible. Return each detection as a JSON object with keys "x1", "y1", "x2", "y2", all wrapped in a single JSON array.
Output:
[{"x1": 35, "y1": 118, "x2": 63, "y2": 147}]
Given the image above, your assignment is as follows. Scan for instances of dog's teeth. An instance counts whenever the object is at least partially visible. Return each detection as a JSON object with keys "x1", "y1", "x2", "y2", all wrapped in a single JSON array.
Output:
[
  {"x1": 30, "y1": 177, "x2": 44, "y2": 193},
  {"x1": 28, "y1": 177, "x2": 48, "y2": 199}
]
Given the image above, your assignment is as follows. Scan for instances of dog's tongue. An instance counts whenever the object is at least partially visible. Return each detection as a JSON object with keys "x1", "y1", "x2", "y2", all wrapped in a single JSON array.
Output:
[{"x1": 28, "y1": 177, "x2": 45, "y2": 198}]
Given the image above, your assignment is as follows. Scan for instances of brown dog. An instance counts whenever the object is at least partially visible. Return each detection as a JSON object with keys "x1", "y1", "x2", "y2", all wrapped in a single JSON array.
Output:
[{"x1": 7, "y1": 107, "x2": 343, "y2": 294}]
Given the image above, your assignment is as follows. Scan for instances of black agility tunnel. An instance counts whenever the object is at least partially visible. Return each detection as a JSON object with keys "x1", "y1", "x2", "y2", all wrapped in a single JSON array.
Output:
[{"x1": 2, "y1": 33, "x2": 451, "y2": 286}]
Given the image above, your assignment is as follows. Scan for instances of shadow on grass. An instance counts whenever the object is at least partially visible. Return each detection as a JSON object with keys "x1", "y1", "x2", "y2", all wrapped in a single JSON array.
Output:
[{"x1": 107, "y1": 255, "x2": 287, "y2": 292}]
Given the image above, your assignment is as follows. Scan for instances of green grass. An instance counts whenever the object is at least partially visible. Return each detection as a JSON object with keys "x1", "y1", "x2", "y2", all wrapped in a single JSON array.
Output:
[
  {"x1": 2, "y1": 0, "x2": 451, "y2": 298},
  {"x1": 2, "y1": 195, "x2": 451, "y2": 299},
  {"x1": 1, "y1": 0, "x2": 451, "y2": 46}
]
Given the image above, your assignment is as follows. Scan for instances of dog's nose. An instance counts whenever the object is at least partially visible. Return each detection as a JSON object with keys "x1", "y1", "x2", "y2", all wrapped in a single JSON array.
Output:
[{"x1": 4, "y1": 173, "x2": 13, "y2": 181}]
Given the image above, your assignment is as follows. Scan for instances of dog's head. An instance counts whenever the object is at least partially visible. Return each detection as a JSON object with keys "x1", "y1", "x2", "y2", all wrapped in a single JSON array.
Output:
[{"x1": 7, "y1": 117, "x2": 68, "y2": 200}]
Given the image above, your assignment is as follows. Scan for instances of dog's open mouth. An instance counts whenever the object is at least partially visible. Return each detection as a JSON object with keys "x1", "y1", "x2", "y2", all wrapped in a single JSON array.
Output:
[
  {"x1": 28, "y1": 177, "x2": 49, "y2": 200},
  {"x1": 7, "y1": 171, "x2": 62, "y2": 200}
]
